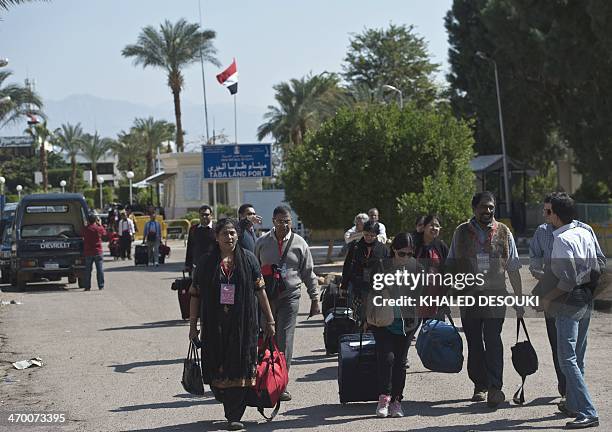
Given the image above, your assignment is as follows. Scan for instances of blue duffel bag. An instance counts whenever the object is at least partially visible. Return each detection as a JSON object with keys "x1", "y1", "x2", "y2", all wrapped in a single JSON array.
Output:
[{"x1": 416, "y1": 312, "x2": 464, "y2": 373}]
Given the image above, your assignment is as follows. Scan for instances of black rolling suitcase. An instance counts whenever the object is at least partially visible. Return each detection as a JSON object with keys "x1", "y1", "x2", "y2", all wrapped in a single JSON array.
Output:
[
  {"x1": 134, "y1": 244, "x2": 148, "y2": 266},
  {"x1": 171, "y1": 272, "x2": 192, "y2": 320},
  {"x1": 320, "y1": 280, "x2": 347, "y2": 316},
  {"x1": 338, "y1": 332, "x2": 378, "y2": 404},
  {"x1": 324, "y1": 307, "x2": 357, "y2": 355}
]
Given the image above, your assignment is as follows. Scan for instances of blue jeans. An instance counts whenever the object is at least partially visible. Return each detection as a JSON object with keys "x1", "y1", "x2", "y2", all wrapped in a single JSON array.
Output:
[
  {"x1": 84, "y1": 254, "x2": 104, "y2": 289},
  {"x1": 556, "y1": 296, "x2": 597, "y2": 419}
]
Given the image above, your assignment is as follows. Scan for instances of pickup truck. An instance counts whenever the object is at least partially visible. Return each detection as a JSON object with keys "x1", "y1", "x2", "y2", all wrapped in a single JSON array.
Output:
[{"x1": 9, "y1": 194, "x2": 89, "y2": 291}]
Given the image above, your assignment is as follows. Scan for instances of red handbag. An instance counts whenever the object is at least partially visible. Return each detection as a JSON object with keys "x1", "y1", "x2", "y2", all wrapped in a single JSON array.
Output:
[{"x1": 246, "y1": 338, "x2": 288, "y2": 421}]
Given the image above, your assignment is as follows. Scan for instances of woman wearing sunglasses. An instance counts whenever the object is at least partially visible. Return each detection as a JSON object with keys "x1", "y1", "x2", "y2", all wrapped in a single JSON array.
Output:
[{"x1": 369, "y1": 233, "x2": 420, "y2": 418}]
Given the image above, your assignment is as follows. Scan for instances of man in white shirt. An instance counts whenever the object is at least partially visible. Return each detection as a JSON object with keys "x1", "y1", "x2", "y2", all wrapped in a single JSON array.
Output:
[
  {"x1": 118, "y1": 211, "x2": 135, "y2": 260},
  {"x1": 544, "y1": 193, "x2": 600, "y2": 429},
  {"x1": 368, "y1": 208, "x2": 387, "y2": 243},
  {"x1": 344, "y1": 213, "x2": 369, "y2": 244}
]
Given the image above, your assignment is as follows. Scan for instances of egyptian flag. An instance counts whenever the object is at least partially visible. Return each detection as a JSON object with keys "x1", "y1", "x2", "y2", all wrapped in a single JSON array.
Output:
[{"x1": 216, "y1": 59, "x2": 238, "y2": 95}]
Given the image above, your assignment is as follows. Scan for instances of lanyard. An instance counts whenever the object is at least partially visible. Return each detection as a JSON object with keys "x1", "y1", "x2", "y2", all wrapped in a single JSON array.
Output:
[
  {"x1": 469, "y1": 222, "x2": 497, "y2": 251},
  {"x1": 220, "y1": 260, "x2": 234, "y2": 281},
  {"x1": 277, "y1": 239, "x2": 284, "y2": 257}
]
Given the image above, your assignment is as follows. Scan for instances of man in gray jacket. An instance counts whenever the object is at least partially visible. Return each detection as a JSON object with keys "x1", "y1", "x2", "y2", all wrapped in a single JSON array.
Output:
[{"x1": 255, "y1": 205, "x2": 320, "y2": 401}]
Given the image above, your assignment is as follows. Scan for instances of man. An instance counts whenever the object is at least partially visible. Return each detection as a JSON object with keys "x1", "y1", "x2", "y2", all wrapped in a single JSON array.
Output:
[
  {"x1": 344, "y1": 213, "x2": 369, "y2": 244},
  {"x1": 255, "y1": 205, "x2": 320, "y2": 401},
  {"x1": 81, "y1": 213, "x2": 107, "y2": 291},
  {"x1": 143, "y1": 212, "x2": 162, "y2": 267},
  {"x1": 117, "y1": 211, "x2": 135, "y2": 260},
  {"x1": 237, "y1": 203, "x2": 262, "y2": 253},
  {"x1": 542, "y1": 193, "x2": 601, "y2": 429},
  {"x1": 529, "y1": 193, "x2": 606, "y2": 402},
  {"x1": 368, "y1": 207, "x2": 387, "y2": 243},
  {"x1": 447, "y1": 191, "x2": 523, "y2": 408},
  {"x1": 184, "y1": 205, "x2": 216, "y2": 273}
]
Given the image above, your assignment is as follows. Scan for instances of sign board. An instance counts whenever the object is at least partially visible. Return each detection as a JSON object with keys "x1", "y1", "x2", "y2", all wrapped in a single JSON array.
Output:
[
  {"x1": 202, "y1": 144, "x2": 271, "y2": 179},
  {"x1": 0, "y1": 136, "x2": 34, "y2": 148}
]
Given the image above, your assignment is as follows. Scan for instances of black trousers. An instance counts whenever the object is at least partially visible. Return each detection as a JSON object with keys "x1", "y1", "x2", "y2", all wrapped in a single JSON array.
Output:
[
  {"x1": 372, "y1": 327, "x2": 410, "y2": 400},
  {"x1": 545, "y1": 312, "x2": 567, "y2": 397},
  {"x1": 211, "y1": 386, "x2": 248, "y2": 422},
  {"x1": 460, "y1": 305, "x2": 505, "y2": 391},
  {"x1": 119, "y1": 235, "x2": 132, "y2": 259}
]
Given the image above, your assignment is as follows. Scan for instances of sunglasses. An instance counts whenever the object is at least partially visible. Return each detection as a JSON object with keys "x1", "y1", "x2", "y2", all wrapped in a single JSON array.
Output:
[{"x1": 396, "y1": 251, "x2": 413, "y2": 257}]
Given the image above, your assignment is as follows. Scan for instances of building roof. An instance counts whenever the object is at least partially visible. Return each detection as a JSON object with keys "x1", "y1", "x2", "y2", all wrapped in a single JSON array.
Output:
[
  {"x1": 133, "y1": 171, "x2": 176, "y2": 188},
  {"x1": 470, "y1": 154, "x2": 534, "y2": 173}
]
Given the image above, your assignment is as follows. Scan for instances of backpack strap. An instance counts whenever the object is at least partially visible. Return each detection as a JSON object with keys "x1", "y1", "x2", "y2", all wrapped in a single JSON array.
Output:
[
  {"x1": 513, "y1": 376, "x2": 526, "y2": 405},
  {"x1": 516, "y1": 317, "x2": 531, "y2": 343}
]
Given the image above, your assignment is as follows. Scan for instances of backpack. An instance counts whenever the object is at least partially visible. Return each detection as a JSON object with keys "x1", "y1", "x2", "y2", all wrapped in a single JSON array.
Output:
[{"x1": 511, "y1": 318, "x2": 538, "y2": 404}]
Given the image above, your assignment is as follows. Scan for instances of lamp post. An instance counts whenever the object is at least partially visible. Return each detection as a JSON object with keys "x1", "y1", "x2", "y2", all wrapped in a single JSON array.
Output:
[
  {"x1": 97, "y1": 176, "x2": 105, "y2": 210},
  {"x1": 0, "y1": 96, "x2": 10, "y2": 104},
  {"x1": 126, "y1": 171, "x2": 134, "y2": 205},
  {"x1": 16, "y1": 185, "x2": 23, "y2": 200},
  {"x1": 382, "y1": 84, "x2": 403, "y2": 109},
  {"x1": 0, "y1": 176, "x2": 5, "y2": 195},
  {"x1": 476, "y1": 51, "x2": 512, "y2": 217},
  {"x1": 60, "y1": 180, "x2": 66, "y2": 193}
]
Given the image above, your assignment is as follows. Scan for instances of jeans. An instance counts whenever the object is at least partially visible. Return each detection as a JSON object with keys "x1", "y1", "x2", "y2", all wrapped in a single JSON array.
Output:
[
  {"x1": 556, "y1": 295, "x2": 598, "y2": 419},
  {"x1": 270, "y1": 293, "x2": 300, "y2": 372},
  {"x1": 146, "y1": 239, "x2": 160, "y2": 265},
  {"x1": 372, "y1": 326, "x2": 410, "y2": 399},
  {"x1": 84, "y1": 254, "x2": 104, "y2": 289},
  {"x1": 544, "y1": 313, "x2": 566, "y2": 397},
  {"x1": 460, "y1": 305, "x2": 505, "y2": 391}
]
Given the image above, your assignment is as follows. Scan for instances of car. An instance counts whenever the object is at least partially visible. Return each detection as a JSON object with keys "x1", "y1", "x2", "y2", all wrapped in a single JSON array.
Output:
[{"x1": 9, "y1": 194, "x2": 89, "y2": 290}]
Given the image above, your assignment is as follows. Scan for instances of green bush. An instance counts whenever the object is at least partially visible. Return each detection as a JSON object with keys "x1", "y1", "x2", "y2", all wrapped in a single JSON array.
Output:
[
  {"x1": 82, "y1": 187, "x2": 115, "y2": 210},
  {"x1": 216, "y1": 204, "x2": 237, "y2": 218}
]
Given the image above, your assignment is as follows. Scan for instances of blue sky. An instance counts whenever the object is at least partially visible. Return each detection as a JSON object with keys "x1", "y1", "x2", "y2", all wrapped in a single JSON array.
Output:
[{"x1": 1, "y1": 0, "x2": 453, "y2": 141}]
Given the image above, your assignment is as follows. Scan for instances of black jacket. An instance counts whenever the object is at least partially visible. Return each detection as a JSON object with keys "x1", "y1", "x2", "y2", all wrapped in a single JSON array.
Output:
[
  {"x1": 185, "y1": 224, "x2": 216, "y2": 268},
  {"x1": 341, "y1": 238, "x2": 389, "y2": 296},
  {"x1": 238, "y1": 218, "x2": 257, "y2": 253}
]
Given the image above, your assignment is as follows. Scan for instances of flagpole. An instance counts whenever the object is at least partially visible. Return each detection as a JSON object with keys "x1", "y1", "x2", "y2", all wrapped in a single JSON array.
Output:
[
  {"x1": 198, "y1": 0, "x2": 210, "y2": 142},
  {"x1": 233, "y1": 94, "x2": 240, "y2": 208}
]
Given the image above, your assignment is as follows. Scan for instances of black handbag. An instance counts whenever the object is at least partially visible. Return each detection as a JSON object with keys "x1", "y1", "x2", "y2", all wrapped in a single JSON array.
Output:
[
  {"x1": 181, "y1": 340, "x2": 205, "y2": 396},
  {"x1": 171, "y1": 271, "x2": 192, "y2": 291},
  {"x1": 263, "y1": 232, "x2": 294, "y2": 300},
  {"x1": 511, "y1": 318, "x2": 538, "y2": 404}
]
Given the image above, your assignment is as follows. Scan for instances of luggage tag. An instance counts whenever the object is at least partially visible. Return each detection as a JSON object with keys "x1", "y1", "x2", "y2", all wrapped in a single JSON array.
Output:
[
  {"x1": 476, "y1": 253, "x2": 490, "y2": 273},
  {"x1": 220, "y1": 283, "x2": 236, "y2": 305}
]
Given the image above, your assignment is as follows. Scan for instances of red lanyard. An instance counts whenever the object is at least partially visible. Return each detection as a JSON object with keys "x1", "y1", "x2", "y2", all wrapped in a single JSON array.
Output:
[
  {"x1": 277, "y1": 239, "x2": 284, "y2": 257},
  {"x1": 220, "y1": 260, "x2": 234, "y2": 280},
  {"x1": 469, "y1": 222, "x2": 497, "y2": 251}
]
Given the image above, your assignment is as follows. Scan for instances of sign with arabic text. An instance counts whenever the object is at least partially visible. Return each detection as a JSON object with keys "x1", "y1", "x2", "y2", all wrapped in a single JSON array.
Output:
[{"x1": 202, "y1": 144, "x2": 271, "y2": 179}]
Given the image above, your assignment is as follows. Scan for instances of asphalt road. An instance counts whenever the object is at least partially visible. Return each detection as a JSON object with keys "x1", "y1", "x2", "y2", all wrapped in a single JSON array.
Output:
[{"x1": 0, "y1": 241, "x2": 610, "y2": 432}]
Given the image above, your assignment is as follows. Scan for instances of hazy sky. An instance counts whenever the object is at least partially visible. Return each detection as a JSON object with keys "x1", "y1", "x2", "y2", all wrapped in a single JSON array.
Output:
[{"x1": 1, "y1": 0, "x2": 453, "y2": 141}]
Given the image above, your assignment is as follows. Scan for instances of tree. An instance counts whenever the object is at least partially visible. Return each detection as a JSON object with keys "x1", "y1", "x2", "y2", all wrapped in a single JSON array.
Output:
[
  {"x1": 24, "y1": 120, "x2": 51, "y2": 192},
  {"x1": 113, "y1": 130, "x2": 145, "y2": 178},
  {"x1": 0, "y1": 0, "x2": 45, "y2": 12},
  {"x1": 131, "y1": 117, "x2": 175, "y2": 177},
  {"x1": 81, "y1": 133, "x2": 112, "y2": 182},
  {"x1": 54, "y1": 122, "x2": 85, "y2": 192},
  {"x1": 282, "y1": 103, "x2": 475, "y2": 233},
  {"x1": 342, "y1": 24, "x2": 440, "y2": 106},
  {"x1": 0, "y1": 69, "x2": 43, "y2": 128},
  {"x1": 122, "y1": 19, "x2": 220, "y2": 152},
  {"x1": 257, "y1": 72, "x2": 343, "y2": 154}
]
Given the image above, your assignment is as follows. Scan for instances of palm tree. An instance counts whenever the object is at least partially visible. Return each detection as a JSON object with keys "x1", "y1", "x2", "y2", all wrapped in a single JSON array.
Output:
[
  {"x1": 122, "y1": 19, "x2": 220, "y2": 152},
  {"x1": 54, "y1": 123, "x2": 85, "y2": 192},
  {"x1": 81, "y1": 133, "x2": 112, "y2": 182},
  {"x1": 132, "y1": 117, "x2": 175, "y2": 177},
  {"x1": 0, "y1": 0, "x2": 46, "y2": 11},
  {"x1": 113, "y1": 130, "x2": 144, "y2": 174},
  {"x1": 0, "y1": 69, "x2": 43, "y2": 127},
  {"x1": 257, "y1": 72, "x2": 342, "y2": 152},
  {"x1": 24, "y1": 120, "x2": 51, "y2": 192}
]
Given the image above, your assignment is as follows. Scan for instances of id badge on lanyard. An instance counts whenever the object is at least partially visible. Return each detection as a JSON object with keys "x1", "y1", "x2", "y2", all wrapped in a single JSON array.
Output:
[
  {"x1": 477, "y1": 253, "x2": 490, "y2": 273},
  {"x1": 220, "y1": 283, "x2": 236, "y2": 305}
]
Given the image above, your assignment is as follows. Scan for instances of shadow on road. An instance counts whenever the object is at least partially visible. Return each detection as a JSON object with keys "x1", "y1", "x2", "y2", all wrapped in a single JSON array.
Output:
[
  {"x1": 110, "y1": 394, "x2": 218, "y2": 412},
  {"x1": 291, "y1": 353, "x2": 338, "y2": 366},
  {"x1": 104, "y1": 261, "x2": 184, "y2": 273},
  {"x1": 295, "y1": 365, "x2": 336, "y2": 382},
  {"x1": 108, "y1": 358, "x2": 183, "y2": 373},
  {"x1": 0, "y1": 282, "x2": 75, "y2": 293},
  {"x1": 100, "y1": 320, "x2": 188, "y2": 331},
  {"x1": 124, "y1": 421, "x2": 228, "y2": 432}
]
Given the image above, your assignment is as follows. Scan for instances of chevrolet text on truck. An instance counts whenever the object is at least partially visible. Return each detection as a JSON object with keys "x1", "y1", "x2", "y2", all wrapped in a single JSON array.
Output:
[{"x1": 9, "y1": 194, "x2": 89, "y2": 291}]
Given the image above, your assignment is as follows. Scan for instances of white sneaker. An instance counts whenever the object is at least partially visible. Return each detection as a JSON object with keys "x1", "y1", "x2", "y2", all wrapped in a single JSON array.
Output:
[
  {"x1": 389, "y1": 400, "x2": 404, "y2": 417},
  {"x1": 376, "y1": 394, "x2": 391, "y2": 418}
]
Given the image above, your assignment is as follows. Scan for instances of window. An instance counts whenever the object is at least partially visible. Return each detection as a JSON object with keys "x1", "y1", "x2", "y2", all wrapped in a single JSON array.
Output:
[
  {"x1": 208, "y1": 182, "x2": 229, "y2": 206},
  {"x1": 21, "y1": 224, "x2": 76, "y2": 238}
]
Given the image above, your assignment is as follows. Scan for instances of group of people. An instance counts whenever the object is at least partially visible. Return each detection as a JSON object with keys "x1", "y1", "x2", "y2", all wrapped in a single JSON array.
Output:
[
  {"x1": 183, "y1": 191, "x2": 604, "y2": 430},
  {"x1": 339, "y1": 191, "x2": 604, "y2": 429},
  {"x1": 185, "y1": 204, "x2": 319, "y2": 431}
]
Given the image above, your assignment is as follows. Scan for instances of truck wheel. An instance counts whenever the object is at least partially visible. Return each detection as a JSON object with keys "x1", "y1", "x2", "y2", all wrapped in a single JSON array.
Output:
[{"x1": 68, "y1": 275, "x2": 77, "y2": 284}]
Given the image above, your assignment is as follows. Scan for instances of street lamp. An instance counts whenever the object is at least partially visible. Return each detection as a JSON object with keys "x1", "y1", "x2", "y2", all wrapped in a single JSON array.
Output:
[
  {"x1": 60, "y1": 180, "x2": 66, "y2": 193},
  {"x1": 0, "y1": 176, "x2": 5, "y2": 195},
  {"x1": 0, "y1": 96, "x2": 10, "y2": 104},
  {"x1": 0, "y1": 58, "x2": 8, "y2": 68},
  {"x1": 126, "y1": 171, "x2": 134, "y2": 205},
  {"x1": 97, "y1": 176, "x2": 105, "y2": 210},
  {"x1": 476, "y1": 51, "x2": 512, "y2": 217},
  {"x1": 382, "y1": 84, "x2": 403, "y2": 109},
  {"x1": 16, "y1": 185, "x2": 23, "y2": 199}
]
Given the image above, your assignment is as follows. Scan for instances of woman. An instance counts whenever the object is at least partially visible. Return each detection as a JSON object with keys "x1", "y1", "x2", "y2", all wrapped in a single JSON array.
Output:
[
  {"x1": 414, "y1": 214, "x2": 449, "y2": 319},
  {"x1": 189, "y1": 218, "x2": 275, "y2": 431},
  {"x1": 368, "y1": 233, "x2": 420, "y2": 418},
  {"x1": 341, "y1": 220, "x2": 388, "y2": 322}
]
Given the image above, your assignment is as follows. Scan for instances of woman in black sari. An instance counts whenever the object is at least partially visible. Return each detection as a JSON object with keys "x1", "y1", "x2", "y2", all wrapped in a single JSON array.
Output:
[{"x1": 189, "y1": 218, "x2": 275, "y2": 431}]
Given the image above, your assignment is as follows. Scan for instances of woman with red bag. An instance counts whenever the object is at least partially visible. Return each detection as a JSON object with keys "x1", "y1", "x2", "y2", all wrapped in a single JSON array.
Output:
[{"x1": 188, "y1": 218, "x2": 276, "y2": 431}]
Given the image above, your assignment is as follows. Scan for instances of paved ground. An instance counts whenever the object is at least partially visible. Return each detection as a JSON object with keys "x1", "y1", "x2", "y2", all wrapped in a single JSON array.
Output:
[{"x1": 0, "y1": 240, "x2": 610, "y2": 432}]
